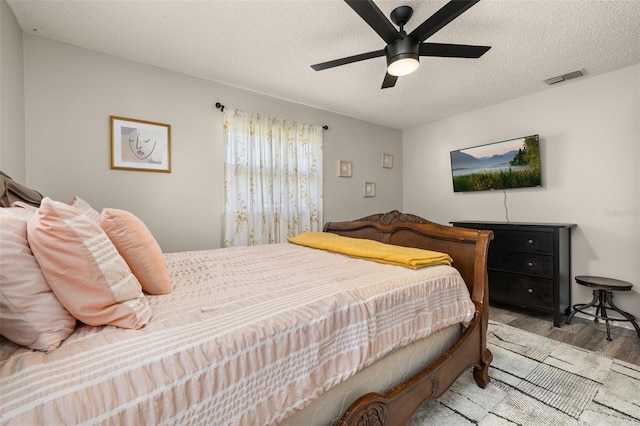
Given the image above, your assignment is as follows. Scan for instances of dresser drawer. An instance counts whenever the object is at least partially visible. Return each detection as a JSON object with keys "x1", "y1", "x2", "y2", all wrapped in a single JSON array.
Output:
[
  {"x1": 488, "y1": 250, "x2": 554, "y2": 278},
  {"x1": 490, "y1": 230, "x2": 553, "y2": 254},
  {"x1": 450, "y1": 221, "x2": 574, "y2": 327},
  {"x1": 489, "y1": 271, "x2": 553, "y2": 309}
]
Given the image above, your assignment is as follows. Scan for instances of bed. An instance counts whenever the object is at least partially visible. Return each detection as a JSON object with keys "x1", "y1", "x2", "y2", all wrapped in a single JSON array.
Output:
[{"x1": 0, "y1": 198, "x2": 493, "y2": 425}]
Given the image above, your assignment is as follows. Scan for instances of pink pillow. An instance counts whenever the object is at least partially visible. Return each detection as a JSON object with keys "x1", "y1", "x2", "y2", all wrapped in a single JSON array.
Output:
[
  {"x1": 0, "y1": 206, "x2": 76, "y2": 351},
  {"x1": 100, "y1": 208, "x2": 172, "y2": 295},
  {"x1": 27, "y1": 198, "x2": 151, "y2": 329},
  {"x1": 69, "y1": 196, "x2": 101, "y2": 224}
]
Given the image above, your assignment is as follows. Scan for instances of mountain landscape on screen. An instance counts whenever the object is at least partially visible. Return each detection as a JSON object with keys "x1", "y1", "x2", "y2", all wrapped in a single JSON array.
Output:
[{"x1": 450, "y1": 135, "x2": 541, "y2": 192}]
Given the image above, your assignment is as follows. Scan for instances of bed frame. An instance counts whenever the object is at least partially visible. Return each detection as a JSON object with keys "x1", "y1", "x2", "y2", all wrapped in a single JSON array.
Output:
[{"x1": 323, "y1": 210, "x2": 494, "y2": 426}]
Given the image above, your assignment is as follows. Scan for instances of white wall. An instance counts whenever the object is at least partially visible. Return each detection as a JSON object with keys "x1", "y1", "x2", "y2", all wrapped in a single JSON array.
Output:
[
  {"x1": 20, "y1": 35, "x2": 402, "y2": 252},
  {"x1": 0, "y1": 0, "x2": 26, "y2": 181},
  {"x1": 403, "y1": 64, "x2": 640, "y2": 324}
]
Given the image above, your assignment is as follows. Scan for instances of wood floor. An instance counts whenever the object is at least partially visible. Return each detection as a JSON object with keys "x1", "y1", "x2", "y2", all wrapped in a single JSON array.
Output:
[{"x1": 488, "y1": 302, "x2": 640, "y2": 366}]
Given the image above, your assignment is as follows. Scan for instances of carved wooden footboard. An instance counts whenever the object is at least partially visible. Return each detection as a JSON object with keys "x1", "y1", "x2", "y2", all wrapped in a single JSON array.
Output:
[{"x1": 323, "y1": 211, "x2": 494, "y2": 425}]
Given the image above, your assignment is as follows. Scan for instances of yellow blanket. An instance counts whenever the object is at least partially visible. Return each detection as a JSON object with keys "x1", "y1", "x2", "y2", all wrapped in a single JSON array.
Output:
[{"x1": 287, "y1": 232, "x2": 452, "y2": 269}]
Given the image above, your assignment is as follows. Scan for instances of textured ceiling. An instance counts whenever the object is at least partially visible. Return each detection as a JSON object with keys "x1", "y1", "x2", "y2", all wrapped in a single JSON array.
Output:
[{"x1": 7, "y1": 0, "x2": 640, "y2": 130}]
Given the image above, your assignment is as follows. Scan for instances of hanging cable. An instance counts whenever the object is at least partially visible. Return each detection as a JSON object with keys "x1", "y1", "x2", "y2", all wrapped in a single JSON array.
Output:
[{"x1": 503, "y1": 189, "x2": 510, "y2": 223}]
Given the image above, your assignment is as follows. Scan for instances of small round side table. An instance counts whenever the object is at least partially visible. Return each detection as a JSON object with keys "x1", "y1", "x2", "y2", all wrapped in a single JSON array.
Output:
[{"x1": 565, "y1": 275, "x2": 640, "y2": 341}]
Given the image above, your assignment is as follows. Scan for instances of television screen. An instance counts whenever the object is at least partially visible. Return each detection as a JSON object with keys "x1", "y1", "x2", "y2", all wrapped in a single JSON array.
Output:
[{"x1": 450, "y1": 135, "x2": 541, "y2": 192}]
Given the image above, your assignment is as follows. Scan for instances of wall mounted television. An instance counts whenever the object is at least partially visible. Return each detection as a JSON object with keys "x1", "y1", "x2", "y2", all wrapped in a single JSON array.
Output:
[{"x1": 450, "y1": 135, "x2": 541, "y2": 192}]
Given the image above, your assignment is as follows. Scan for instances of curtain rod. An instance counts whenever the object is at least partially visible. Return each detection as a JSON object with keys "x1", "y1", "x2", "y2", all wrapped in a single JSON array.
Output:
[{"x1": 215, "y1": 102, "x2": 328, "y2": 130}]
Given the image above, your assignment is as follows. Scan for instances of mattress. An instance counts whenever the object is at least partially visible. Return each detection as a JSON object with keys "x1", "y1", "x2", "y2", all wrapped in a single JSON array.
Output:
[
  {"x1": 281, "y1": 323, "x2": 461, "y2": 426},
  {"x1": 0, "y1": 242, "x2": 475, "y2": 426}
]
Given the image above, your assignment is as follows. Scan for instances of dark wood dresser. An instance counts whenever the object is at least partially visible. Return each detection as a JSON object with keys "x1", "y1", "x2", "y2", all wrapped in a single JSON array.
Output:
[{"x1": 451, "y1": 221, "x2": 576, "y2": 327}]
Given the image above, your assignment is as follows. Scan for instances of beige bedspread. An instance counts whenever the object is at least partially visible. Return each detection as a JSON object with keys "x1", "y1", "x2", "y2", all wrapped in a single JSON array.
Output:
[{"x1": 0, "y1": 243, "x2": 475, "y2": 426}]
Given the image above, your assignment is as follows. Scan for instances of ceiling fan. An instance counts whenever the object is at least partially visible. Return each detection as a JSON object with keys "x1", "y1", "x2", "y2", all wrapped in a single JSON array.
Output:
[{"x1": 311, "y1": 0, "x2": 491, "y2": 89}]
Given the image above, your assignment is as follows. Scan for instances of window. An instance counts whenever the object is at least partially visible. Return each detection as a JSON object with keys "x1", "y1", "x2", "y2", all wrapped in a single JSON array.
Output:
[{"x1": 223, "y1": 109, "x2": 323, "y2": 246}]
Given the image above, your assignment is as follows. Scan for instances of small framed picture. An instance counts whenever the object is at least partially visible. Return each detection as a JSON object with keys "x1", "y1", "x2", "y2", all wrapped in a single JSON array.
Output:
[
  {"x1": 363, "y1": 182, "x2": 376, "y2": 197},
  {"x1": 382, "y1": 153, "x2": 393, "y2": 169},
  {"x1": 338, "y1": 160, "x2": 352, "y2": 177},
  {"x1": 111, "y1": 116, "x2": 171, "y2": 173}
]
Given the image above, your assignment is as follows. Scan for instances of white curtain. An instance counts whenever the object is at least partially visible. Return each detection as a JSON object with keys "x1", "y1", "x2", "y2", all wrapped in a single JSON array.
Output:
[{"x1": 223, "y1": 108, "x2": 323, "y2": 247}]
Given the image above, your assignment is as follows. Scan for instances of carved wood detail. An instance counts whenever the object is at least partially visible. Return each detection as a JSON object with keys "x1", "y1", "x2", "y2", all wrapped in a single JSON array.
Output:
[
  {"x1": 355, "y1": 401, "x2": 387, "y2": 426},
  {"x1": 357, "y1": 210, "x2": 431, "y2": 225},
  {"x1": 429, "y1": 378, "x2": 439, "y2": 398},
  {"x1": 335, "y1": 399, "x2": 388, "y2": 426}
]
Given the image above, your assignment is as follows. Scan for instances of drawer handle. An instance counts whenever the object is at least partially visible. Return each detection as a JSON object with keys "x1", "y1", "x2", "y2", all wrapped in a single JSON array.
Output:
[
  {"x1": 527, "y1": 262, "x2": 534, "y2": 267},
  {"x1": 528, "y1": 239, "x2": 534, "y2": 244},
  {"x1": 527, "y1": 288, "x2": 534, "y2": 294}
]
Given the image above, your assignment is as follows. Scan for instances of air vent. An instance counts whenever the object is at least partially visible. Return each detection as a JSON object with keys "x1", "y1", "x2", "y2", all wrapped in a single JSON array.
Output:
[{"x1": 544, "y1": 69, "x2": 585, "y2": 85}]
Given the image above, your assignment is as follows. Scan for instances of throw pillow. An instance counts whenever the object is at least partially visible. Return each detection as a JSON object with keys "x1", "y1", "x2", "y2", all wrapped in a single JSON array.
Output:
[
  {"x1": 100, "y1": 208, "x2": 172, "y2": 295},
  {"x1": 27, "y1": 198, "x2": 151, "y2": 329},
  {"x1": 69, "y1": 196, "x2": 101, "y2": 224},
  {"x1": 0, "y1": 206, "x2": 76, "y2": 351}
]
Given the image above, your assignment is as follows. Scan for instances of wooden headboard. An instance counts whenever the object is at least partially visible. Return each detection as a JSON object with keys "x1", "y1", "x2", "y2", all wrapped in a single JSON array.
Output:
[{"x1": 323, "y1": 210, "x2": 493, "y2": 307}]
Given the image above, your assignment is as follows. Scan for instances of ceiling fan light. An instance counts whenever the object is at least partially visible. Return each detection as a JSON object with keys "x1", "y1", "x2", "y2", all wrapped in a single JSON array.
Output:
[
  {"x1": 385, "y1": 37, "x2": 420, "y2": 77},
  {"x1": 387, "y1": 56, "x2": 419, "y2": 77}
]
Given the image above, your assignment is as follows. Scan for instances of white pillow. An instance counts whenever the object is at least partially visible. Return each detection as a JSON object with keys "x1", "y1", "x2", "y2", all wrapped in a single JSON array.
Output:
[{"x1": 0, "y1": 206, "x2": 76, "y2": 351}]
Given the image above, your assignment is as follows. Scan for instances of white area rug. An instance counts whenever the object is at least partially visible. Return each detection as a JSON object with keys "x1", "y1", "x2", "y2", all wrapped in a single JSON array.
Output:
[{"x1": 409, "y1": 320, "x2": 640, "y2": 425}]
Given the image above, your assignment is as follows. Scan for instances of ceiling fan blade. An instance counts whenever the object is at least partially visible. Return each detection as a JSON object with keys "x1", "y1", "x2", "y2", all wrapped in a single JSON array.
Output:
[
  {"x1": 419, "y1": 43, "x2": 491, "y2": 58},
  {"x1": 345, "y1": 0, "x2": 399, "y2": 44},
  {"x1": 381, "y1": 73, "x2": 398, "y2": 89},
  {"x1": 311, "y1": 49, "x2": 385, "y2": 71},
  {"x1": 409, "y1": 0, "x2": 480, "y2": 43}
]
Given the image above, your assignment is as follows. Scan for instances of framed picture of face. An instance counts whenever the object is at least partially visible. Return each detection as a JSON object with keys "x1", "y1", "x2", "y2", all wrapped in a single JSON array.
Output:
[{"x1": 110, "y1": 116, "x2": 171, "y2": 172}]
